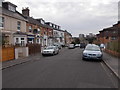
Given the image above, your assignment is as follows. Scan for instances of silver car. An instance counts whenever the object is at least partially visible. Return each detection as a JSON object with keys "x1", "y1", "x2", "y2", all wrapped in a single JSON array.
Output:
[
  {"x1": 68, "y1": 44, "x2": 75, "y2": 49},
  {"x1": 82, "y1": 44, "x2": 103, "y2": 61},
  {"x1": 42, "y1": 46, "x2": 59, "y2": 56},
  {"x1": 53, "y1": 43, "x2": 62, "y2": 49}
]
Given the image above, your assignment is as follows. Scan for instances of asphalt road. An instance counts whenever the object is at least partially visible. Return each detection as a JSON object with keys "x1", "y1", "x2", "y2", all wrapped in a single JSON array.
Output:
[{"x1": 2, "y1": 47, "x2": 118, "y2": 88}]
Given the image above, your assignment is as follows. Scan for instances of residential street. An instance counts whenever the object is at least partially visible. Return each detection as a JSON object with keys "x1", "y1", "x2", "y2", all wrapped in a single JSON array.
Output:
[{"x1": 2, "y1": 47, "x2": 118, "y2": 88}]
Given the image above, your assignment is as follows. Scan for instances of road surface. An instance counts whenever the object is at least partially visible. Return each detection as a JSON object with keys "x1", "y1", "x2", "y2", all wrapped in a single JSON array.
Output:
[{"x1": 2, "y1": 47, "x2": 118, "y2": 88}]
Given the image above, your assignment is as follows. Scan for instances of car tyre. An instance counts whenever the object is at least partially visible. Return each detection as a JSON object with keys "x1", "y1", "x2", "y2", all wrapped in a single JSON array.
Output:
[
  {"x1": 42, "y1": 54, "x2": 45, "y2": 56},
  {"x1": 53, "y1": 52, "x2": 55, "y2": 55},
  {"x1": 82, "y1": 57, "x2": 85, "y2": 60},
  {"x1": 57, "y1": 51, "x2": 59, "y2": 54}
]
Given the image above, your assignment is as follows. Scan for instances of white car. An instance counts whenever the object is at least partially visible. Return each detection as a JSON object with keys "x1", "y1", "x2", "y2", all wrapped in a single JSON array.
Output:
[
  {"x1": 75, "y1": 44, "x2": 80, "y2": 47},
  {"x1": 42, "y1": 46, "x2": 59, "y2": 56},
  {"x1": 82, "y1": 44, "x2": 103, "y2": 61},
  {"x1": 53, "y1": 43, "x2": 62, "y2": 49},
  {"x1": 68, "y1": 44, "x2": 75, "y2": 49},
  {"x1": 100, "y1": 43, "x2": 105, "y2": 50}
]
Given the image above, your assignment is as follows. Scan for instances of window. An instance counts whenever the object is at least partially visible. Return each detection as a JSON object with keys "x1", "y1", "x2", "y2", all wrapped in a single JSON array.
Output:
[
  {"x1": 16, "y1": 38, "x2": 19, "y2": 43},
  {"x1": 61, "y1": 33, "x2": 63, "y2": 37},
  {"x1": 8, "y1": 5, "x2": 16, "y2": 12},
  {"x1": 29, "y1": 26, "x2": 32, "y2": 32},
  {"x1": 0, "y1": 17, "x2": 4, "y2": 28},
  {"x1": 38, "y1": 28, "x2": 40, "y2": 33},
  {"x1": 44, "y1": 32, "x2": 46, "y2": 34},
  {"x1": 21, "y1": 37, "x2": 25, "y2": 46},
  {"x1": 17, "y1": 21, "x2": 21, "y2": 31},
  {"x1": 21, "y1": 41, "x2": 25, "y2": 46},
  {"x1": 106, "y1": 36, "x2": 109, "y2": 39},
  {"x1": 37, "y1": 39, "x2": 39, "y2": 43},
  {"x1": 21, "y1": 38, "x2": 24, "y2": 40},
  {"x1": 0, "y1": 1, "x2": 2, "y2": 7},
  {"x1": 50, "y1": 23, "x2": 52, "y2": 26},
  {"x1": 41, "y1": 20, "x2": 45, "y2": 24},
  {"x1": 111, "y1": 37, "x2": 117, "y2": 40},
  {"x1": 113, "y1": 31, "x2": 117, "y2": 34}
]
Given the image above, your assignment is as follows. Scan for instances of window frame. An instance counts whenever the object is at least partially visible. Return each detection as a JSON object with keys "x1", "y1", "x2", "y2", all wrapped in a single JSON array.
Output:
[
  {"x1": 17, "y1": 21, "x2": 21, "y2": 31},
  {"x1": 0, "y1": 16, "x2": 4, "y2": 28}
]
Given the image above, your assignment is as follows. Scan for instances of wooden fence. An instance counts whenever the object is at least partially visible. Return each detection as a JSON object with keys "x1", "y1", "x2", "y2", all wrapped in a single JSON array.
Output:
[
  {"x1": 27, "y1": 44, "x2": 41, "y2": 55},
  {"x1": 2, "y1": 46, "x2": 15, "y2": 61}
]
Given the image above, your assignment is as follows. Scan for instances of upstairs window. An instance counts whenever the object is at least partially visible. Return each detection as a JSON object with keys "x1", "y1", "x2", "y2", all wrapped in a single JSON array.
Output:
[
  {"x1": 0, "y1": 16, "x2": 4, "y2": 28},
  {"x1": 8, "y1": 5, "x2": 16, "y2": 12},
  {"x1": 111, "y1": 37, "x2": 117, "y2": 40},
  {"x1": 37, "y1": 28, "x2": 40, "y2": 34},
  {"x1": 61, "y1": 33, "x2": 63, "y2": 37},
  {"x1": 41, "y1": 20, "x2": 45, "y2": 24},
  {"x1": 0, "y1": 1, "x2": 2, "y2": 7},
  {"x1": 113, "y1": 31, "x2": 117, "y2": 34},
  {"x1": 29, "y1": 26, "x2": 32, "y2": 32},
  {"x1": 50, "y1": 23, "x2": 52, "y2": 26},
  {"x1": 106, "y1": 36, "x2": 109, "y2": 39},
  {"x1": 17, "y1": 21, "x2": 21, "y2": 31}
]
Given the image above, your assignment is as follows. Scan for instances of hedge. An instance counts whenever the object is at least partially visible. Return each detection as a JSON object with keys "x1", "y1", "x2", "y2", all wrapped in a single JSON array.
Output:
[{"x1": 107, "y1": 40, "x2": 120, "y2": 53}]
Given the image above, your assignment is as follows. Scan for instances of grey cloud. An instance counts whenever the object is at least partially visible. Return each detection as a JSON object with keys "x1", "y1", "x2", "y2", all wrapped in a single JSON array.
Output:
[{"x1": 7, "y1": 0, "x2": 119, "y2": 36}]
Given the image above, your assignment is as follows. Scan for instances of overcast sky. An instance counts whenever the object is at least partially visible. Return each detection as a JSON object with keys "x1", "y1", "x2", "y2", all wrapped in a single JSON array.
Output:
[{"x1": 5, "y1": 0, "x2": 119, "y2": 37}]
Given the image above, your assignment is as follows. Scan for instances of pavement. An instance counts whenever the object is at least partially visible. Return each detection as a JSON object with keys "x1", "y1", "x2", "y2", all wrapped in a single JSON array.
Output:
[
  {"x1": 2, "y1": 53, "x2": 42, "y2": 69},
  {"x1": 2, "y1": 47, "x2": 118, "y2": 88},
  {"x1": 103, "y1": 51, "x2": 119, "y2": 79}
]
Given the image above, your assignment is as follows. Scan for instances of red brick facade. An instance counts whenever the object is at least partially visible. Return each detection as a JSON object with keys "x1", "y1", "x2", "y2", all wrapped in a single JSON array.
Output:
[{"x1": 97, "y1": 21, "x2": 120, "y2": 44}]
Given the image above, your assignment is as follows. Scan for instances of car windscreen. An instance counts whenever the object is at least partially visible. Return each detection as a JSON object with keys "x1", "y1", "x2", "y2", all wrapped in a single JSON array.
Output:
[
  {"x1": 69, "y1": 44, "x2": 74, "y2": 46},
  {"x1": 85, "y1": 46, "x2": 100, "y2": 51},
  {"x1": 46, "y1": 47, "x2": 54, "y2": 49}
]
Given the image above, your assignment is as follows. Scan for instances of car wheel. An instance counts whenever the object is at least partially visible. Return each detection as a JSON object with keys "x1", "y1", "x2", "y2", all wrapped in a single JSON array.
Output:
[
  {"x1": 42, "y1": 54, "x2": 45, "y2": 56},
  {"x1": 99, "y1": 59, "x2": 102, "y2": 62},
  {"x1": 82, "y1": 57, "x2": 85, "y2": 60},
  {"x1": 53, "y1": 52, "x2": 55, "y2": 55},
  {"x1": 57, "y1": 51, "x2": 59, "y2": 54}
]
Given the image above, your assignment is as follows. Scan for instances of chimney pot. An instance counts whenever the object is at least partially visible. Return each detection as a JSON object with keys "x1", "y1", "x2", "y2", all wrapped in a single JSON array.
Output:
[{"x1": 22, "y1": 7, "x2": 30, "y2": 16}]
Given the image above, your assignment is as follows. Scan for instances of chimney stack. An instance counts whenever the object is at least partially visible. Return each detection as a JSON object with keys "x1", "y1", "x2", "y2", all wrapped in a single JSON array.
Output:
[{"x1": 22, "y1": 7, "x2": 30, "y2": 16}]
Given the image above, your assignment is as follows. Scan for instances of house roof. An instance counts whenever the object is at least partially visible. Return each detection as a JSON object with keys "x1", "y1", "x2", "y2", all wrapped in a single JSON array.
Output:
[
  {"x1": 3, "y1": 1, "x2": 17, "y2": 7},
  {"x1": 24, "y1": 16, "x2": 53, "y2": 29},
  {"x1": 1, "y1": 7, "x2": 27, "y2": 21},
  {"x1": 24, "y1": 16, "x2": 40, "y2": 25},
  {"x1": 13, "y1": 31, "x2": 27, "y2": 35},
  {"x1": 44, "y1": 24, "x2": 53, "y2": 29},
  {"x1": 64, "y1": 30, "x2": 72, "y2": 36}
]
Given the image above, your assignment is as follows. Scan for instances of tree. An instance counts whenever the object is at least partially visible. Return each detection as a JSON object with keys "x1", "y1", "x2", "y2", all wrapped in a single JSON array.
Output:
[{"x1": 74, "y1": 38, "x2": 80, "y2": 44}]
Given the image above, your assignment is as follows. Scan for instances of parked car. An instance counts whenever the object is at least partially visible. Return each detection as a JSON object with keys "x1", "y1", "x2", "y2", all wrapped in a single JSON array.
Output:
[
  {"x1": 53, "y1": 43, "x2": 62, "y2": 49},
  {"x1": 80, "y1": 43, "x2": 86, "y2": 48},
  {"x1": 75, "y1": 44, "x2": 80, "y2": 47},
  {"x1": 82, "y1": 44, "x2": 103, "y2": 61},
  {"x1": 42, "y1": 46, "x2": 59, "y2": 56},
  {"x1": 68, "y1": 44, "x2": 75, "y2": 49},
  {"x1": 100, "y1": 43, "x2": 105, "y2": 50}
]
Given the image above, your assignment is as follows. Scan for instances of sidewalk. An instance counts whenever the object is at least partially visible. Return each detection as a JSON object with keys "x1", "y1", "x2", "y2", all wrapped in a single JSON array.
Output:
[
  {"x1": 2, "y1": 53, "x2": 42, "y2": 69},
  {"x1": 103, "y1": 52, "x2": 119, "y2": 79}
]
